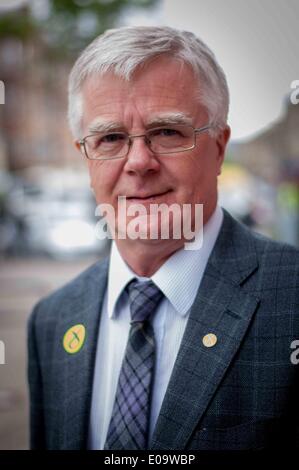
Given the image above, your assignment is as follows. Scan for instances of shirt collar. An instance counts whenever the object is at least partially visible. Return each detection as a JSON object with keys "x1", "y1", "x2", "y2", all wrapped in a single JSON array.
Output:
[{"x1": 107, "y1": 205, "x2": 223, "y2": 318}]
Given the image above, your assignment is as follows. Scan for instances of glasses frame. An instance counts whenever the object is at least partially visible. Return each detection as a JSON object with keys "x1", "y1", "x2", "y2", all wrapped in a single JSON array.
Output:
[{"x1": 78, "y1": 124, "x2": 213, "y2": 161}]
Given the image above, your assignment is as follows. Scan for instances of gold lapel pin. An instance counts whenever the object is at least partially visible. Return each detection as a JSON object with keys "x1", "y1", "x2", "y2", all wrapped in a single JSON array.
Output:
[
  {"x1": 202, "y1": 333, "x2": 217, "y2": 348},
  {"x1": 63, "y1": 324, "x2": 86, "y2": 354}
]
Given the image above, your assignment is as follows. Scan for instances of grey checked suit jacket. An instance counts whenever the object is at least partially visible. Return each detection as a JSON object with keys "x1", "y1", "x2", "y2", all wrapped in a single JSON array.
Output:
[{"x1": 27, "y1": 209, "x2": 299, "y2": 450}]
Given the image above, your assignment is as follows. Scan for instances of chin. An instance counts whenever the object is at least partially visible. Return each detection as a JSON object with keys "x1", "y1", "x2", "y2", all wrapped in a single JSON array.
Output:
[{"x1": 119, "y1": 215, "x2": 183, "y2": 243}]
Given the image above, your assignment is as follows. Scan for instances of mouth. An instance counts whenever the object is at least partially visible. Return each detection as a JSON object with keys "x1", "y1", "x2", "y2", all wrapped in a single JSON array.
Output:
[{"x1": 126, "y1": 190, "x2": 172, "y2": 202}]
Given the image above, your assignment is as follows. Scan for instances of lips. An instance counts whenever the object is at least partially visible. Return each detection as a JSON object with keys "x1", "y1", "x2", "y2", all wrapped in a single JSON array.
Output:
[{"x1": 126, "y1": 190, "x2": 171, "y2": 201}]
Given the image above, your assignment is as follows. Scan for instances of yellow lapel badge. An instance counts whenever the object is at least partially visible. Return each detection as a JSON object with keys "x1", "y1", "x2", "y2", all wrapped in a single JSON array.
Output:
[{"x1": 63, "y1": 324, "x2": 86, "y2": 354}]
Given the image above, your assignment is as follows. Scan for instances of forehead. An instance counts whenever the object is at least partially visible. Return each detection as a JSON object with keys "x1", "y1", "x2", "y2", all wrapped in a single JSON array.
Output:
[{"x1": 80, "y1": 57, "x2": 204, "y2": 131}]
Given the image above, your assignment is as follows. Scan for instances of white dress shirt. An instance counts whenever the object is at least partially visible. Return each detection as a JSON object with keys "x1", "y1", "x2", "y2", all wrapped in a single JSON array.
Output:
[{"x1": 87, "y1": 205, "x2": 223, "y2": 449}]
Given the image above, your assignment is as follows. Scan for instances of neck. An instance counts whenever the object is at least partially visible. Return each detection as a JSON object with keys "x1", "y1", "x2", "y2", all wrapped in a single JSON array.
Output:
[
  {"x1": 112, "y1": 203, "x2": 217, "y2": 277},
  {"x1": 114, "y1": 238, "x2": 185, "y2": 277}
]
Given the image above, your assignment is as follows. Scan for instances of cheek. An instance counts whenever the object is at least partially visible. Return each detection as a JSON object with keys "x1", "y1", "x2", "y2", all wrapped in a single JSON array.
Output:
[
  {"x1": 177, "y1": 149, "x2": 218, "y2": 200},
  {"x1": 177, "y1": 155, "x2": 206, "y2": 194},
  {"x1": 88, "y1": 161, "x2": 101, "y2": 189},
  {"x1": 87, "y1": 161, "x2": 113, "y2": 203}
]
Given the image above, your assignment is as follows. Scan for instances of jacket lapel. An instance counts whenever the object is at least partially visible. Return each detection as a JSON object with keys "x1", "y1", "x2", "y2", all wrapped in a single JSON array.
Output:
[
  {"x1": 58, "y1": 257, "x2": 109, "y2": 449},
  {"x1": 150, "y1": 211, "x2": 261, "y2": 450}
]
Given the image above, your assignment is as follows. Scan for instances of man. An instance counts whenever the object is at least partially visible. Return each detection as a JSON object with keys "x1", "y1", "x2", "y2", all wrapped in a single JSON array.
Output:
[{"x1": 28, "y1": 26, "x2": 299, "y2": 450}]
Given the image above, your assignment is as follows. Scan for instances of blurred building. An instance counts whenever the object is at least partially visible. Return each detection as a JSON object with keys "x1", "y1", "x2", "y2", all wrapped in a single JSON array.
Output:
[
  {"x1": 230, "y1": 101, "x2": 299, "y2": 185},
  {"x1": 229, "y1": 101, "x2": 299, "y2": 245},
  {"x1": 0, "y1": 37, "x2": 80, "y2": 172}
]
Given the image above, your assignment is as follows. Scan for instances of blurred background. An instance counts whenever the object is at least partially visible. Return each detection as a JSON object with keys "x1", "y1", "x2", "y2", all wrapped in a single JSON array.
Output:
[{"x1": 0, "y1": 0, "x2": 298, "y2": 449}]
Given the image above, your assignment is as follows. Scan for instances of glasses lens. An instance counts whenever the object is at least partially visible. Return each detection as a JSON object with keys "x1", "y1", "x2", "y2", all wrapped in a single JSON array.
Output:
[
  {"x1": 84, "y1": 132, "x2": 128, "y2": 160},
  {"x1": 147, "y1": 125, "x2": 194, "y2": 154}
]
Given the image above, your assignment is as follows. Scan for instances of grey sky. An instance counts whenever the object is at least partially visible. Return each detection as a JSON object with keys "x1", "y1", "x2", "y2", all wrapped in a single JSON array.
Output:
[{"x1": 162, "y1": 0, "x2": 299, "y2": 140}]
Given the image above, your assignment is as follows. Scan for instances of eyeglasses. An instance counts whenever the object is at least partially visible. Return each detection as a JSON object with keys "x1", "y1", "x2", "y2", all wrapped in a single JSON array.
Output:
[{"x1": 79, "y1": 124, "x2": 213, "y2": 161}]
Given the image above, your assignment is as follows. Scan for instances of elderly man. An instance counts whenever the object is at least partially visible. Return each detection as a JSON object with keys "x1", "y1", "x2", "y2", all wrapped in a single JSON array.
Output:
[{"x1": 28, "y1": 26, "x2": 299, "y2": 451}]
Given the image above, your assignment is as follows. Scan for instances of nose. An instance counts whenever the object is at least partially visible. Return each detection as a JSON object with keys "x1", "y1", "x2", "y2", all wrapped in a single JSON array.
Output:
[{"x1": 124, "y1": 135, "x2": 160, "y2": 176}]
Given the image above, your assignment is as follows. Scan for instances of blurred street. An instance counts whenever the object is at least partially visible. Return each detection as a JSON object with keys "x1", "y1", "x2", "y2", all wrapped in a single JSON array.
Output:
[{"x1": 0, "y1": 255, "x2": 104, "y2": 450}]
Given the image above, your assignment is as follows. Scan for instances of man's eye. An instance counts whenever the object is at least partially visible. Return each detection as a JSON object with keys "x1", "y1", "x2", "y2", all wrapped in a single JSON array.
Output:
[
  {"x1": 101, "y1": 133, "x2": 126, "y2": 143},
  {"x1": 154, "y1": 128, "x2": 179, "y2": 137}
]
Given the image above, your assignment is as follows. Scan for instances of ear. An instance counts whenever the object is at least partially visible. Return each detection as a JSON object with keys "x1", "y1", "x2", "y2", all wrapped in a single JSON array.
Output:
[
  {"x1": 74, "y1": 140, "x2": 81, "y2": 153},
  {"x1": 215, "y1": 125, "x2": 231, "y2": 175},
  {"x1": 74, "y1": 139, "x2": 88, "y2": 165}
]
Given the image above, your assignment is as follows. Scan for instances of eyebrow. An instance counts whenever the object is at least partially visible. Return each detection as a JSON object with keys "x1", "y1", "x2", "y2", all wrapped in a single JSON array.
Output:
[
  {"x1": 87, "y1": 112, "x2": 194, "y2": 135},
  {"x1": 146, "y1": 113, "x2": 193, "y2": 127},
  {"x1": 87, "y1": 120, "x2": 125, "y2": 134}
]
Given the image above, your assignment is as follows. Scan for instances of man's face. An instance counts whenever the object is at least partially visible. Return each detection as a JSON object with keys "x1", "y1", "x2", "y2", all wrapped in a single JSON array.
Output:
[{"x1": 76, "y1": 57, "x2": 230, "y2": 243}]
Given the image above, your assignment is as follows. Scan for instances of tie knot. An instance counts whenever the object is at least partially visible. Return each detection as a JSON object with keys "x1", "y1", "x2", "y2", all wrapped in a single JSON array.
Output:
[{"x1": 126, "y1": 278, "x2": 164, "y2": 323}]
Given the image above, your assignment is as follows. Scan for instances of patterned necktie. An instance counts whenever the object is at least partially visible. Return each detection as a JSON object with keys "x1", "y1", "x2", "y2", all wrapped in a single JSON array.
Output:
[{"x1": 104, "y1": 278, "x2": 164, "y2": 450}]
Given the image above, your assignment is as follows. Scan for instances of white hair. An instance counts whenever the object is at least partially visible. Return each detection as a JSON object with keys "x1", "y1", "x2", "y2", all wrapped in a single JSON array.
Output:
[{"x1": 68, "y1": 26, "x2": 229, "y2": 139}]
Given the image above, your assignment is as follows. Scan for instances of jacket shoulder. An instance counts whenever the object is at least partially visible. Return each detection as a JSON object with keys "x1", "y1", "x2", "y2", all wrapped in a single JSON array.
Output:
[
  {"x1": 223, "y1": 208, "x2": 299, "y2": 264},
  {"x1": 28, "y1": 256, "x2": 109, "y2": 328},
  {"x1": 245, "y1": 222, "x2": 299, "y2": 265}
]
